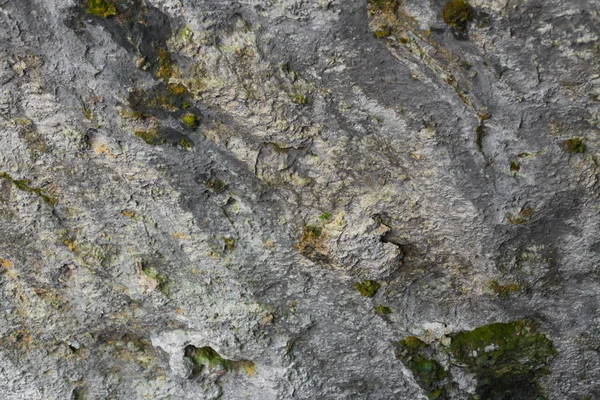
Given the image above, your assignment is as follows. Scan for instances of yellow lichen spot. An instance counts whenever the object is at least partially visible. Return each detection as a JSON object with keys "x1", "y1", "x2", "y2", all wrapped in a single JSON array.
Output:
[
  {"x1": 241, "y1": 361, "x2": 256, "y2": 376},
  {"x1": 121, "y1": 209, "x2": 136, "y2": 219},
  {"x1": 64, "y1": 240, "x2": 77, "y2": 252},
  {"x1": 175, "y1": 307, "x2": 184, "y2": 314},
  {"x1": 94, "y1": 143, "x2": 115, "y2": 158},
  {"x1": 171, "y1": 232, "x2": 185, "y2": 239},
  {"x1": 0, "y1": 258, "x2": 12, "y2": 268}
]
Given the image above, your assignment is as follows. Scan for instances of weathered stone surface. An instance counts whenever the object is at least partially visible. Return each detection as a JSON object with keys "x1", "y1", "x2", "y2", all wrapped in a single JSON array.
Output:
[{"x1": 0, "y1": 0, "x2": 599, "y2": 398}]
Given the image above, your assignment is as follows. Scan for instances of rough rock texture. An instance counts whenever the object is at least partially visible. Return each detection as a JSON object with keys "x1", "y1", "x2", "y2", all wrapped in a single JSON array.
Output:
[{"x1": 0, "y1": 0, "x2": 599, "y2": 398}]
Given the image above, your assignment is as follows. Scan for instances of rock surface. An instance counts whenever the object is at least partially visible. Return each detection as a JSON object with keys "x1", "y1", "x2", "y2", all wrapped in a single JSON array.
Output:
[{"x1": 0, "y1": 0, "x2": 599, "y2": 398}]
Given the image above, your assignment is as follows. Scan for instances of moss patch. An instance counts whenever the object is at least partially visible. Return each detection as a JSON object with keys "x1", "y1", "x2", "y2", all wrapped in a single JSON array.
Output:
[
  {"x1": 510, "y1": 161, "x2": 520, "y2": 174},
  {"x1": 376, "y1": 305, "x2": 393, "y2": 315},
  {"x1": 155, "y1": 46, "x2": 174, "y2": 81},
  {"x1": 0, "y1": 172, "x2": 57, "y2": 206},
  {"x1": 450, "y1": 320, "x2": 556, "y2": 399},
  {"x1": 134, "y1": 128, "x2": 164, "y2": 145},
  {"x1": 396, "y1": 337, "x2": 447, "y2": 392},
  {"x1": 354, "y1": 280, "x2": 381, "y2": 297},
  {"x1": 442, "y1": 0, "x2": 472, "y2": 30},
  {"x1": 184, "y1": 345, "x2": 255, "y2": 378},
  {"x1": 374, "y1": 25, "x2": 392, "y2": 38},
  {"x1": 563, "y1": 138, "x2": 585, "y2": 154},
  {"x1": 85, "y1": 0, "x2": 117, "y2": 18},
  {"x1": 475, "y1": 123, "x2": 486, "y2": 153},
  {"x1": 294, "y1": 224, "x2": 329, "y2": 264},
  {"x1": 181, "y1": 113, "x2": 199, "y2": 129}
]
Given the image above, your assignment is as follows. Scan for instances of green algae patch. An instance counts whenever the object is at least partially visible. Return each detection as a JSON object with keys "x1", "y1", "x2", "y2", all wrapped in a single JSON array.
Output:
[
  {"x1": 0, "y1": 172, "x2": 57, "y2": 206},
  {"x1": 563, "y1": 138, "x2": 585, "y2": 154},
  {"x1": 85, "y1": 0, "x2": 117, "y2": 18},
  {"x1": 396, "y1": 337, "x2": 447, "y2": 392},
  {"x1": 354, "y1": 280, "x2": 381, "y2": 297},
  {"x1": 450, "y1": 320, "x2": 556, "y2": 399},
  {"x1": 442, "y1": 0, "x2": 472, "y2": 30}
]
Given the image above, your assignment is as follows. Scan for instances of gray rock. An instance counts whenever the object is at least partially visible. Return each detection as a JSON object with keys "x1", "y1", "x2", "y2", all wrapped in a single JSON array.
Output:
[{"x1": 0, "y1": 0, "x2": 598, "y2": 398}]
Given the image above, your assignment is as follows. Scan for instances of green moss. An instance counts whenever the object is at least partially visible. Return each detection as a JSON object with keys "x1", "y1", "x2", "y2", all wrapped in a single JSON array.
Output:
[
  {"x1": 85, "y1": 0, "x2": 117, "y2": 18},
  {"x1": 134, "y1": 128, "x2": 164, "y2": 145},
  {"x1": 489, "y1": 280, "x2": 519, "y2": 298},
  {"x1": 450, "y1": 320, "x2": 556, "y2": 399},
  {"x1": 306, "y1": 225, "x2": 322, "y2": 237},
  {"x1": 318, "y1": 212, "x2": 331, "y2": 221},
  {"x1": 563, "y1": 138, "x2": 585, "y2": 154},
  {"x1": 354, "y1": 280, "x2": 380, "y2": 297},
  {"x1": 175, "y1": 26, "x2": 194, "y2": 46},
  {"x1": 441, "y1": 0, "x2": 472, "y2": 30},
  {"x1": 181, "y1": 113, "x2": 199, "y2": 129},
  {"x1": 185, "y1": 345, "x2": 234, "y2": 371},
  {"x1": 396, "y1": 337, "x2": 447, "y2": 390},
  {"x1": 376, "y1": 305, "x2": 393, "y2": 315},
  {"x1": 0, "y1": 172, "x2": 57, "y2": 206}
]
